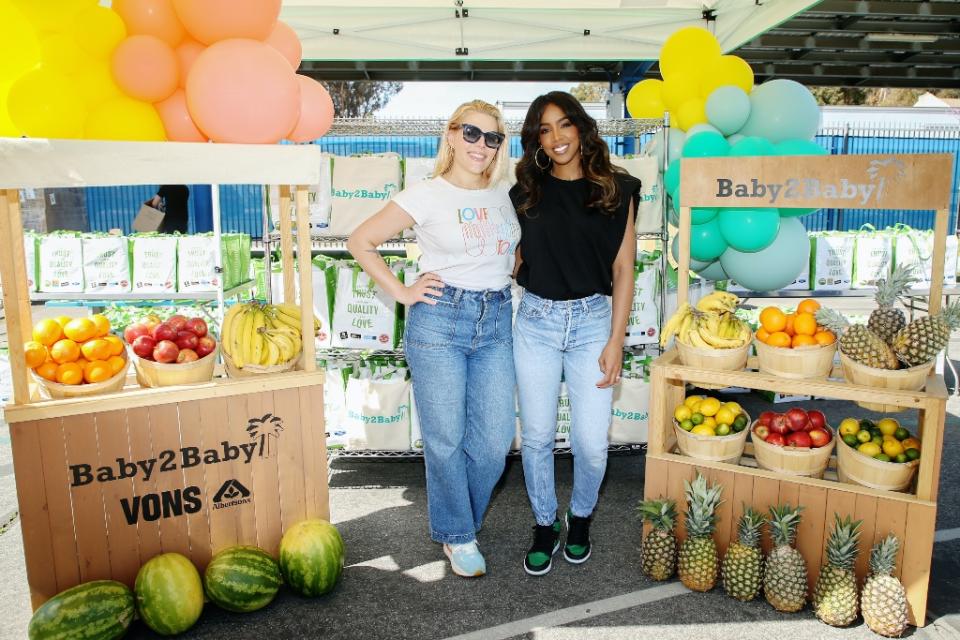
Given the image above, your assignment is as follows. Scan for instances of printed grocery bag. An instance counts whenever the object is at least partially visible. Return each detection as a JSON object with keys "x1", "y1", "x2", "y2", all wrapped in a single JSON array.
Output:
[
  {"x1": 131, "y1": 234, "x2": 177, "y2": 293},
  {"x1": 810, "y1": 232, "x2": 855, "y2": 291},
  {"x1": 332, "y1": 261, "x2": 403, "y2": 349},
  {"x1": 264, "y1": 157, "x2": 334, "y2": 235},
  {"x1": 402, "y1": 157, "x2": 435, "y2": 188},
  {"x1": 38, "y1": 232, "x2": 84, "y2": 292},
  {"x1": 312, "y1": 256, "x2": 337, "y2": 348},
  {"x1": 344, "y1": 369, "x2": 411, "y2": 451},
  {"x1": 220, "y1": 233, "x2": 242, "y2": 290},
  {"x1": 852, "y1": 227, "x2": 892, "y2": 289},
  {"x1": 82, "y1": 235, "x2": 131, "y2": 293},
  {"x1": 615, "y1": 156, "x2": 662, "y2": 233},
  {"x1": 328, "y1": 153, "x2": 402, "y2": 235},
  {"x1": 176, "y1": 234, "x2": 219, "y2": 293},
  {"x1": 238, "y1": 233, "x2": 251, "y2": 284},
  {"x1": 892, "y1": 227, "x2": 934, "y2": 291},
  {"x1": 945, "y1": 234, "x2": 958, "y2": 285},
  {"x1": 23, "y1": 233, "x2": 38, "y2": 292},
  {"x1": 609, "y1": 355, "x2": 651, "y2": 444},
  {"x1": 322, "y1": 360, "x2": 352, "y2": 450},
  {"x1": 624, "y1": 256, "x2": 659, "y2": 346}
]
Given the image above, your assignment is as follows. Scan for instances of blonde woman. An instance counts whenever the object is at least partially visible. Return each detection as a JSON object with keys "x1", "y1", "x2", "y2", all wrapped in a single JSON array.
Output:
[{"x1": 348, "y1": 101, "x2": 520, "y2": 577}]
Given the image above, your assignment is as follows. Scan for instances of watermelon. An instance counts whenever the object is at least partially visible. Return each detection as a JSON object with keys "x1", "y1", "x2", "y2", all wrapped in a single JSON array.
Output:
[
  {"x1": 279, "y1": 519, "x2": 345, "y2": 597},
  {"x1": 28, "y1": 580, "x2": 135, "y2": 640},
  {"x1": 135, "y1": 552, "x2": 204, "y2": 635},
  {"x1": 204, "y1": 545, "x2": 282, "y2": 613}
]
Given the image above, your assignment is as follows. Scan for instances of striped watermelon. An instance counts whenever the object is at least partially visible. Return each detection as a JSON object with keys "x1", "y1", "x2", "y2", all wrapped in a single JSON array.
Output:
[
  {"x1": 204, "y1": 545, "x2": 282, "y2": 613},
  {"x1": 135, "y1": 552, "x2": 204, "y2": 635},
  {"x1": 28, "y1": 580, "x2": 134, "y2": 640},
  {"x1": 279, "y1": 519, "x2": 345, "y2": 597}
]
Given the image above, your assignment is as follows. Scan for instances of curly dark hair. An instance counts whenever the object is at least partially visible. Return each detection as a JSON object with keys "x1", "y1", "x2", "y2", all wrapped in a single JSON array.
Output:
[{"x1": 513, "y1": 91, "x2": 625, "y2": 217}]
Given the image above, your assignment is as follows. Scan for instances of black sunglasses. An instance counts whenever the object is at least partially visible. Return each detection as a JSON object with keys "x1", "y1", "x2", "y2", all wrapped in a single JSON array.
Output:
[{"x1": 457, "y1": 123, "x2": 505, "y2": 149}]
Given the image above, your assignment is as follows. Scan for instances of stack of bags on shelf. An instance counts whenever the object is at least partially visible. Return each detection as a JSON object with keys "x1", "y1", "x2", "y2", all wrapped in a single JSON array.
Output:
[{"x1": 26, "y1": 231, "x2": 251, "y2": 295}]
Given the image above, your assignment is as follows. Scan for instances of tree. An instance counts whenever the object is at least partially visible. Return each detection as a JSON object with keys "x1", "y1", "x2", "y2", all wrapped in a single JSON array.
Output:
[
  {"x1": 811, "y1": 87, "x2": 960, "y2": 107},
  {"x1": 569, "y1": 82, "x2": 607, "y2": 103},
  {"x1": 321, "y1": 81, "x2": 403, "y2": 118}
]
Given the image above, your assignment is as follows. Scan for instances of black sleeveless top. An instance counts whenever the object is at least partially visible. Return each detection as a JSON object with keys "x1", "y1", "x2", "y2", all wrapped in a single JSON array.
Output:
[{"x1": 510, "y1": 172, "x2": 640, "y2": 301}]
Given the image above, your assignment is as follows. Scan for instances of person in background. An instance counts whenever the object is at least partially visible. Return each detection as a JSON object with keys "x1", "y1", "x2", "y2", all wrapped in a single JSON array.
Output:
[
  {"x1": 151, "y1": 184, "x2": 190, "y2": 233},
  {"x1": 510, "y1": 91, "x2": 639, "y2": 576},
  {"x1": 348, "y1": 100, "x2": 520, "y2": 578}
]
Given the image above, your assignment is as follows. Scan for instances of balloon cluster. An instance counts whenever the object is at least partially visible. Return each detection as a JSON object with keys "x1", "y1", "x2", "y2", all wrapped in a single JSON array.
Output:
[
  {"x1": 0, "y1": 0, "x2": 334, "y2": 144},
  {"x1": 629, "y1": 27, "x2": 824, "y2": 292}
]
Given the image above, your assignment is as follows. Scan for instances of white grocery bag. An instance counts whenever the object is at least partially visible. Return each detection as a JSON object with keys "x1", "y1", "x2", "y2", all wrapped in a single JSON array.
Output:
[
  {"x1": 852, "y1": 232, "x2": 893, "y2": 289},
  {"x1": 344, "y1": 376, "x2": 412, "y2": 450},
  {"x1": 615, "y1": 156, "x2": 662, "y2": 233},
  {"x1": 24, "y1": 234, "x2": 37, "y2": 292},
  {"x1": 624, "y1": 264, "x2": 659, "y2": 346},
  {"x1": 312, "y1": 260, "x2": 335, "y2": 349},
  {"x1": 131, "y1": 235, "x2": 177, "y2": 293},
  {"x1": 38, "y1": 234, "x2": 84, "y2": 293},
  {"x1": 176, "y1": 235, "x2": 219, "y2": 292},
  {"x1": 944, "y1": 235, "x2": 958, "y2": 285},
  {"x1": 894, "y1": 230, "x2": 934, "y2": 291},
  {"x1": 810, "y1": 232, "x2": 855, "y2": 291},
  {"x1": 328, "y1": 154, "x2": 402, "y2": 235},
  {"x1": 323, "y1": 363, "x2": 350, "y2": 450},
  {"x1": 609, "y1": 377, "x2": 650, "y2": 444},
  {"x1": 265, "y1": 154, "x2": 333, "y2": 235},
  {"x1": 331, "y1": 262, "x2": 402, "y2": 349},
  {"x1": 402, "y1": 158, "x2": 435, "y2": 188},
  {"x1": 82, "y1": 236, "x2": 131, "y2": 294}
]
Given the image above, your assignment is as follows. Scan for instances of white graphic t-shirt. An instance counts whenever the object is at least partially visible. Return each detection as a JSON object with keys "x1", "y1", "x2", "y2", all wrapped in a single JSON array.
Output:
[{"x1": 392, "y1": 176, "x2": 521, "y2": 290}]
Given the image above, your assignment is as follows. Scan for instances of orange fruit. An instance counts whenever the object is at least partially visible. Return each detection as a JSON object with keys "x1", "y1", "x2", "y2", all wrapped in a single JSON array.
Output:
[
  {"x1": 755, "y1": 327, "x2": 771, "y2": 344},
  {"x1": 64, "y1": 317, "x2": 97, "y2": 342},
  {"x1": 106, "y1": 354, "x2": 127, "y2": 375},
  {"x1": 75, "y1": 357, "x2": 90, "y2": 369},
  {"x1": 797, "y1": 299, "x2": 821, "y2": 315},
  {"x1": 90, "y1": 314, "x2": 111, "y2": 337},
  {"x1": 814, "y1": 330, "x2": 836, "y2": 346},
  {"x1": 55, "y1": 362, "x2": 84, "y2": 385},
  {"x1": 759, "y1": 307, "x2": 786, "y2": 333},
  {"x1": 103, "y1": 335, "x2": 125, "y2": 357},
  {"x1": 784, "y1": 312, "x2": 796, "y2": 336},
  {"x1": 32, "y1": 318, "x2": 63, "y2": 347},
  {"x1": 794, "y1": 312, "x2": 817, "y2": 336},
  {"x1": 53, "y1": 315, "x2": 73, "y2": 329},
  {"x1": 767, "y1": 331, "x2": 792, "y2": 348},
  {"x1": 84, "y1": 360, "x2": 113, "y2": 384},
  {"x1": 36, "y1": 361, "x2": 59, "y2": 381},
  {"x1": 50, "y1": 339, "x2": 81, "y2": 364},
  {"x1": 24, "y1": 341, "x2": 48, "y2": 368},
  {"x1": 792, "y1": 334, "x2": 817, "y2": 348},
  {"x1": 80, "y1": 338, "x2": 112, "y2": 362}
]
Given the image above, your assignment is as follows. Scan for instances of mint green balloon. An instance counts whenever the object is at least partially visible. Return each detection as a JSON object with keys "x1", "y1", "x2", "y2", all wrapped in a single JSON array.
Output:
[
  {"x1": 776, "y1": 139, "x2": 828, "y2": 216},
  {"x1": 729, "y1": 136, "x2": 777, "y2": 157},
  {"x1": 671, "y1": 234, "x2": 713, "y2": 271},
  {"x1": 719, "y1": 217, "x2": 810, "y2": 291},
  {"x1": 664, "y1": 161, "x2": 680, "y2": 193},
  {"x1": 718, "y1": 207, "x2": 780, "y2": 252},
  {"x1": 692, "y1": 208, "x2": 718, "y2": 224},
  {"x1": 696, "y1": 260, "x2": 728, "y2": 281},
  {"x1": 690, "y1": 218, "x2": 728, "y2": 262},
  {"x1": 682, "y1": 131, "x2": 730, "y2": 158},
  {"x1": 738, "y1": 79, "x2": 821, "y2": 143},
  {"x1": 705, "y1": 86, "x2": 750, "y2": 135}
]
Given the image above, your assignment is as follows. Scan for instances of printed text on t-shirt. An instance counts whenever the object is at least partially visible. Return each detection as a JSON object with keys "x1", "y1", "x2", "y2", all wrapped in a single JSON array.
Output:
[{"x1": 457, "y1": 205, "x2": 521, "y2": 258}]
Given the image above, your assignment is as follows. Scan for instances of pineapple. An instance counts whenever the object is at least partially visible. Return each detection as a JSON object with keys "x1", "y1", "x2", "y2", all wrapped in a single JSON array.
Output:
[
  {"x1": 813, "y1": 514, "x2": 862, "y2": 627},
  {"x1": 677, "y1": 473, "x2": 723, "y2": 592},
  {"x1": 891, "y1": 302, "x2": 960, "y2": 367},
  {"x1": 816, "y1": 308, "x2": 899, "y2": 370},
  {"x1": 722, "y1": 505, "x2": 765, "y2": 602},
  {"x1": 868, "y1": 266, "x2": 918, "y2": 345},
  {"x1": 637, "y1": 498, "x2": 678, "y2": 581},
  {"x1": 763, "y1": 504, "x2": 807, "y2": 612},
  {"x1": 862, "y1": 535, "x2": 908, "y2": 637}
]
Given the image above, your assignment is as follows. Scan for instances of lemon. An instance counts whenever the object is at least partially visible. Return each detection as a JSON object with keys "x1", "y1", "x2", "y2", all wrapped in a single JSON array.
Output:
[
  {"x1": 877, "y1": 418, "x2": 900, "y2": 437},
  {"x1": 857, "y1": 442, "x2": 882, "y2": 457},
  {"x1": 882, "y1": 439, "x2": 905, "y2": 458},
  {"x1": 699, "y1": 397, "x2": 721, "y2": 417},
  {"x1": 674, "y1": 406, "x2": 692, "y2": 422},
  {"x1": 723, "y1": 402, "x2": 742, "y2": 415},
  {"x1": 715, "y1": 407, "x2": 736, "y2": 426},
  {"x1": 702, "y1": 416, "x2": 718, "y2": 430},
  {"x1": 684, "y1": 395, "x2": 704, "y2": 409},
  {"x1": 691, "y1": 425, "x2": 716, "y2": 437},
  {"x1": 688, "y1": 401, "x2": 702, "y2": 415},
  {"x1": 839, "y1": 418, "x2": 860, "y2": 437}
]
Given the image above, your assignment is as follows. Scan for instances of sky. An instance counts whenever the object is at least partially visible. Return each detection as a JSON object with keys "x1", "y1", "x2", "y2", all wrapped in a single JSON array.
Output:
[{"x1": 374, "y1": 81, "x2": 581, "y2": 118}]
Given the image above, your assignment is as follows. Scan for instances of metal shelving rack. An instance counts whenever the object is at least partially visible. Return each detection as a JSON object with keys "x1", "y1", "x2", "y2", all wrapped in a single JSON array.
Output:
[{"x1": 29, "y1": 280, "x2": 256, "y2": 303}]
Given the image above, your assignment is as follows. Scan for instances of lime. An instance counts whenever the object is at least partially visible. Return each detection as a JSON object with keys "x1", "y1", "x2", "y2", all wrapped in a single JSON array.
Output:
[
  {"x1": 869, "y1": 428, "x2": 883, "y2": 439},
  {"x1": 733, "y1": 414, "x2": 748, "y2": 430},
  {"x1": 895, "y1": 453, "x2": 908, "y2": 464},
  {"x1": 874, "y1": 453, "x2": 891, "y2": 462},
  {"x1": 842, "y1": 434, "x2": 858, "y2": 448},
  {"x1": 871, "y1": 436, "x2": 884, "y2": 447},
  {"x1": 716, "y1": 423, "x2": 731, "y2": 436},
  {"x1": 905, "y1": 448, "x2": 921, "y2": 461},
  {"x1": 680, "y1": 419, "x2": 694, "y2": 431},
  {"x1": 674, "y1": 405, "x2": 692, "y2": 422},
  {"x1": 859, "y1": 418, "x2": 875, "y2": 431},
  {"x1": 894, "y1": 427, "x2": 910, "y2": 441},
  {"x1": 691, "y1": 413, "x2": 704, "y2": 426},
  {"x1": 856, "y1": 430, "x2": 872, "y2": 444}
]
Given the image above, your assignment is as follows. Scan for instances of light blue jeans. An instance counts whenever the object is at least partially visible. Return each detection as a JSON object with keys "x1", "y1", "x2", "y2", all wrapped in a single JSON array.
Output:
[
  {"x1": 514, "y1": 290, "x2": 613, "y2": 527},
  {"x1": 404, "y1": 284, "x2": 516, "y2": 544}
]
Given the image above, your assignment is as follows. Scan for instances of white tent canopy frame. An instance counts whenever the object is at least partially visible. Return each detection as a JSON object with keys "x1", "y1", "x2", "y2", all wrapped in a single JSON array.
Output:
[{"x1": 282, "y1": 0, "x2": 821, "y2": 64}]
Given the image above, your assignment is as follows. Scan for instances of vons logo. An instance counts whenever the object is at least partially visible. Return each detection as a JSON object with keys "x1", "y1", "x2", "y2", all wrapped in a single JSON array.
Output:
[{"x1": 213, "y1": 479, "x2": 252, "y2": 510}]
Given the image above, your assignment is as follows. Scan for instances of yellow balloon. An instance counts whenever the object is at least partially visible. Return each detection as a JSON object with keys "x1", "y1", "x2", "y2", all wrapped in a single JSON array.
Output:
[
  {"x1": 85, "y1": 97, "x2": 167, "y2": 141},
  {"x1": 7, "y1": 67, "x2": 86, "y2": 138},
  {"x1": 626, "y1": 79, "x2": 665, "y2": 119},
  {"x1": 72, "y1": 5, "x2": 127, "y2": 60},
  {"x1": 659, "y1": 26, "x2": 721, "y2": 82},
  {"x1": 40, "y1": 33, "x2": 94, "y2": 75},
  {"x1": 0, "y1": 82, "x2": 22, "y2": 137},
  {"x1": 662, "y1": 73, "x2": 701, "y2": 112},
  {"x1": 700, "y1": 55, "x2": 755, "y2": 97},
  {"x1": 676, "y1": 99, "x2": 708, "y2": 131},
  {"x1": 74, "y1": 63, "x2": 123, "y2": 110},
  {"x1": 12, "y1": 0, "x2": 95, "y2": 34},
  {"x1": 0, "y1": 1, "x2": 41, "y2": 83}
]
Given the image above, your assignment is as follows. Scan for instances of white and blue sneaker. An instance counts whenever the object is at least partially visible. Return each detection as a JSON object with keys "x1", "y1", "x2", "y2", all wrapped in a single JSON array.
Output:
[{"x1": 443, "y1": 541, "x2": 486, "y2": 577}]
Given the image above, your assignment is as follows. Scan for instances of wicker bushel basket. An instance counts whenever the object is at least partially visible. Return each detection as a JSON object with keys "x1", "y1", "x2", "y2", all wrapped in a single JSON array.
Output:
[
  {"x1": 836, "y1": 439, "x2": 920, "y2": 492},
  {"x1": 750, "y1": 421, "x2": 836, "y2": 479},
  {"x1": 839, "y1": 352, "x2": 934, "y2": 413},
  {"x1": 754, "y1": 339, "x2": 837, "y2": 380},
  {"x1": 32, "y1": 355, "x2": 129, "y2": 399},
  {"x1": 673, "y1": 410, "x2": 751, "y2": 465},
  {"x1": 132, "y1": 345, "x2": 219, "y2": 388},
  {"x1": 675, "y1": 340, "x2": 750, "y2": 389},
  {"x1": 223, "y1": 352, "x2": 301, "y2": 378}
]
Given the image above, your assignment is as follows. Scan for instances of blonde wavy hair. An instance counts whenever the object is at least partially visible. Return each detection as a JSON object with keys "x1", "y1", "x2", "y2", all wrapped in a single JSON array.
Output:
[{"x1": 432, "y1": 100, "x2": 509, "y2": 186}]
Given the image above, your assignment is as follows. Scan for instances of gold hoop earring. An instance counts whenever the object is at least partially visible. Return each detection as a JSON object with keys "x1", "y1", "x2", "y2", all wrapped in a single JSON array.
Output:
[{"x1": 534, "y1": 146, "x2": 551, "y2": 171}]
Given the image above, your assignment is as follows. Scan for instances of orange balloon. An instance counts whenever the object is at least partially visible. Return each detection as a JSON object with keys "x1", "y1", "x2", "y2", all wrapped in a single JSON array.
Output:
[
  {"x1": 111, "y1": 35, "x2": 179, "y2": 103},
  {"x1": 175, "y1": 37, "x2": 205, "y2": 88},
  {"x1": 156, "y1": 89, "x2": 208, "y2": 141},
  {"x1": 186, "y1": 39, "x2": 299, "y2": 143},
  {"x1": 287, "y1": 75, "x2": 334, "y2": 142},
  {"x1": 265, "y1": 21, "x2": 301, "y2": 70},
  {"x1": 113, "y1": 0, "x2": 185, "y2": 47},
  {"x1": 172, "y1": 0, "x2": 281, "y2": 45}
]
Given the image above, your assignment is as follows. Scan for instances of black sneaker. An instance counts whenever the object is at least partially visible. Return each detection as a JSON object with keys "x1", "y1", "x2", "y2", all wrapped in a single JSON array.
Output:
[
  {"x1": 564, "y1": 510, "x2": 592, "y2": 564},
  {"x1": 524, "y1": 519, "x2": 561, "y2": 576}
]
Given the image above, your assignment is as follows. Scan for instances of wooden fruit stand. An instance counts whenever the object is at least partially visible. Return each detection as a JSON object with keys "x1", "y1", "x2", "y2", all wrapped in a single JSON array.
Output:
[
  {"x1": 0, "y1": 139, "x2": 327, "y2": 610},
  {"x1": 646, "y1": 153, "x2": 954, "y2": 627}
]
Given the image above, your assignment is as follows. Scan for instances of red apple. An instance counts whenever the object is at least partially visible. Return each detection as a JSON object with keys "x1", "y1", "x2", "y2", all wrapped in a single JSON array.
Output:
[
  {"x1": 786, "y1": 431, "x2": 813, "y2": 448},
  {"x1": 123, "y1": 323, "x2": 149, "y2": 344},
  {"x1": 785, "y1": 408, "x2": 809, "y2": 432},
  {"x1": 196, "y1": 336, "x2": 216, "y2": 358},
  {"x1": 153, "y1": 323, "x2": 177, "y2": 342},
  {"x1": 753, "y1": 424, "x2": 770, "y2": 441},
  {"x1": 185, "y1": 317, "x2": 208, "y2": 338},
  {"x1": 807, "y1": 410, "x2": 827, "y2": 431},
  {"x1": 765, "y1": 432, "x2": 786, "y2": 446},
  {"x1": 175, "y1": 330, "x2": 199, "y2": 351},
  {"x1": 769, "y1": 414, "x2": 790, "y2": 435},
  {"x1": 153, "y1": 340, "x2": 179, "y2": 363},
  {"x1": 132, "y1": 335, "x2": 157, "y2": 358},
  {"x1": 808, "y1": 428, "x2": 831, "y2": 448},
  {"x1": 166, "y1": 314, "x2": 188, "y2": 332},
  {"x1": 176, "y1": 348, "x2": 199, "y2": 363},
  {"x1": 758, "y1": 411, "x2": 777, "y2": 427}
]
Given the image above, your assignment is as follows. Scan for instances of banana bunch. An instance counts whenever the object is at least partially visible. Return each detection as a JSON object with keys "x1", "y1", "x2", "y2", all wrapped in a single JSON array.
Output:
[
  {"x1": 221, "y1": 302, "x2": 320, "y2": 369},
  {"x1": 660, "y1": 293, "x2": 751, "y2": 349},
  {"x1": 695, "y1": 290, "x2": 740, "y2": 314}
]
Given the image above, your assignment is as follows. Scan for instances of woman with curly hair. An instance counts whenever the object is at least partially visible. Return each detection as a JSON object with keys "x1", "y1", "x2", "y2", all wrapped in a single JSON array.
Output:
[{"x1": 510, "y1": 91, "x2": 639, "y2": 576}]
